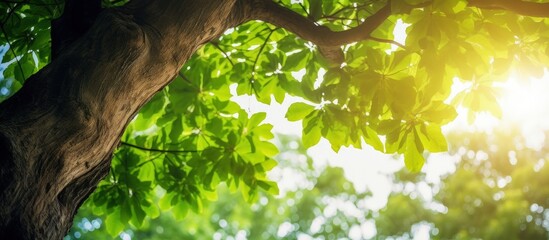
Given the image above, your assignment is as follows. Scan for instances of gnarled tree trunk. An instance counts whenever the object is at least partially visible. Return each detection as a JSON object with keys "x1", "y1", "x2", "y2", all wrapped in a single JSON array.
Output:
[{"x1": 0, "y1": 0, "x2": 248, "y2": 238}]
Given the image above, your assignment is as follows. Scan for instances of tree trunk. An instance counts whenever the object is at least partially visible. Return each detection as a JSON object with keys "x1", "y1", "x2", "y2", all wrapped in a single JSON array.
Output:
[{"x1": 0, "y1": 0, "x2": 247, "y2": 238}]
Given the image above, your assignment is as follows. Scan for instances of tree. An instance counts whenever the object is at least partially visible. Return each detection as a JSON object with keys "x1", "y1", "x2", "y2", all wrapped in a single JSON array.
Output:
[
  {"x1": 376, "y1": 127, "x2": 549, "y2": 239},
  {"x1": 0, "y1": 0, "x2": 548, "y2": 238}
]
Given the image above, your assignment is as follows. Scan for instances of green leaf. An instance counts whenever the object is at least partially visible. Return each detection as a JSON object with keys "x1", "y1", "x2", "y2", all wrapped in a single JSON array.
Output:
[
  {"x1": 416, "y1": 124, "x2": 448, "y2": 152},
  {"x1": 404, "y1": 135, "x2": 425, "y2": 172},
  {"x1": 120, "y1": 200, "x2": 132, "y2": 223},
  {"x1": 256, "y1": 159, "x2": 277, "y2": 171},
  {"x1": 286, "y1": 102, "x2": 316, "y2": 121},
  {"x1": 302, "y1": 112, "x2": 322, "y2": 148},
  {"x1": 257, "y1": 180, "x2": 280, "y2": 195},
  {"x1": 240, "y1": 152, "x2": 264, "y2": 164},
  {"x1": 309, "y1": 1, "x2": 323, "y2": 20},
  {"x1": 169, "y1": 117, "x2": 183, "y2": 142},
  {"x1": 172, "y1": 201, "x2": 189, "y2": 220},
  {"x1": 159, "y1": 194, "x2": 174, "y2": 211},
  {"x1": 105, "y1": 210, "x2": 125, "y2": 236},
  {"x1": 421, "y1": 102, "x2": 458, "y2": 124},
  {"x1": 377, "y1": 119, "x2": 402, "y2": 135},
  {"x1": 363, "y1": 125, "x2": 384, "y2": 152},
  {"x1": 282, "y1": 50, "x2": 309, "y2": 71},
  {"x1": 256, "y1": 141, "x2": 279, "y2": 157},
  {"x1": 131, "y1": 197, "x2": 147, "y2": 227},
  {"x1": 248, "y1": 112, "x2": 267, "y2": 128},
  {"x1": 13, "y1": 55, "x2": 36, "y2": 83}
]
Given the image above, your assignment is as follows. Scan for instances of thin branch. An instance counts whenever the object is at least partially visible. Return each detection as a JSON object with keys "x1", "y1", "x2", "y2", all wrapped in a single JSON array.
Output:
[
  {"x1": 210, "y1": 41, "x2": 235, "y2": 67},
  {"x1": 252, "y1": 28, "x2": 276, "y2": 72},
  {"x1": 135, "y1": 155, "x2": 162, "y2": 168},
  {"x1": 120, "y1": 141, "x2": 200, "y2": 154},
  {"x1": 369, "y1": 36, "x2": 406, "y2": 49},
  {"x1": 468, "y1": 0, "x2": 549, "y2": 17},
  {"x1": 297, "y1": 3, "x2": 309, "y2": 18},
  {"x1": 250, "y1": 27, "x2": 276, "y2": 96},
  {"x1": 178, "y1": 72, "x2": 200, "y2": 91},
  {"x1": 321, "y1": 16, "x2": 355, "y2": 22}
]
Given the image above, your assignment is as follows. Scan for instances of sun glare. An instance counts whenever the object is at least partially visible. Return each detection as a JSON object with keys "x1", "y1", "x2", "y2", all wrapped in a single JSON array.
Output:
[
  {"x1": 450, "y1": 70, "x2": 549, "y2": 150},
  {"x1": 499, "y1": 72, "x2": 549, "y2": 127}
]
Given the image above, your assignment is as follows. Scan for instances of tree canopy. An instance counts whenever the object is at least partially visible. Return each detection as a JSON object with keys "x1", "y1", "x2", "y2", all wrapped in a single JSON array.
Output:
[{"x1": 1, "y1": 0, "x2": 549, "y2": 238}]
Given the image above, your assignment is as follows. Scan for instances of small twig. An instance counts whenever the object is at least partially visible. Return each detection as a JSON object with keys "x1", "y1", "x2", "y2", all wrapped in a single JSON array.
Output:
[
  {"x1": 178, "y1": 72, "x2": 200, "y2": 91},
  {"x1": 368, "y1": 36, "x2": 407, "y2": 49},
  {"x1": 210, "y1": 41, "x2": 235, "y2": 67},
  {"x1": 135, "y1": 155, "x2": 162, "y2": 168},
  {"x1": 120, "y1": 141, "x2": 200, "y2": 154},
  {"x1": 249, "y1": 27, "x2": 277, "y2": 96}
]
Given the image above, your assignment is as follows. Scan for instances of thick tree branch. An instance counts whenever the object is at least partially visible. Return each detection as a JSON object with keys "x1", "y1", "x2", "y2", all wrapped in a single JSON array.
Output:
[
  {"x1": 317, "y1": 46, "x2": 345, "y2": 65},
  {"x1": 248, "y1": 0, "x2": 391, "y2": 64},
  {"x1": 469, "y1": 0, "x2": 549, "y2": 17},
  {"x1": 250, "y1": 0, "x2": 391, "y2": 46}
]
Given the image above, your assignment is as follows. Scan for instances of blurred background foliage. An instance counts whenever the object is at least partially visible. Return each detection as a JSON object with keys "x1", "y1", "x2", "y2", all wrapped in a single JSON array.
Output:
[{"x1": 67, "y1": 124, "x2": 549, "y2": 239}]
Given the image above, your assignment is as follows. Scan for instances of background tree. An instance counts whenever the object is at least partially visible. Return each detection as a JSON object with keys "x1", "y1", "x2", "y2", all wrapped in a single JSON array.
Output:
[
  {"x1": 65, "y1": 127, "x2": 549, "y2": 239},
  {"x1": 376, "y1": 127, "x2": 549, "y2": 239},
  {"x1": 0, "y1": 0, "x2": 549, "y2": 238}
]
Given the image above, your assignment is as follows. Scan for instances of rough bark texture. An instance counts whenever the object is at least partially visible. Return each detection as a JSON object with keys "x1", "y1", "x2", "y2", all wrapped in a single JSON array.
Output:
[{"x1": 0, "y1": 0, "x2": 247, "y2": 239}]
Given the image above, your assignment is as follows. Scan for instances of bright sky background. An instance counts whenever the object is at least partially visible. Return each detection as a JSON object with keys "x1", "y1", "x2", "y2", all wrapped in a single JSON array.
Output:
[
  {"x1": 232, "y1": 67, "x2": 549, "y2": 240},
  {"x1": 231, "y1": 19, "x2": 549, "y2": 239}
]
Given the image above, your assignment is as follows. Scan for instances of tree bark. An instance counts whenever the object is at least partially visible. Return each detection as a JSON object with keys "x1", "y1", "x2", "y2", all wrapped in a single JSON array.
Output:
[{"x1": 0, "y1": 0, "x2": 246, "y2": 238}]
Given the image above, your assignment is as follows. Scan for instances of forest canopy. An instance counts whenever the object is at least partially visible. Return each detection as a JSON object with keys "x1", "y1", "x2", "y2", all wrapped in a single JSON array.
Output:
[{"x1": 0, "y1": 0, "x2": 548, "y2": 238}]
